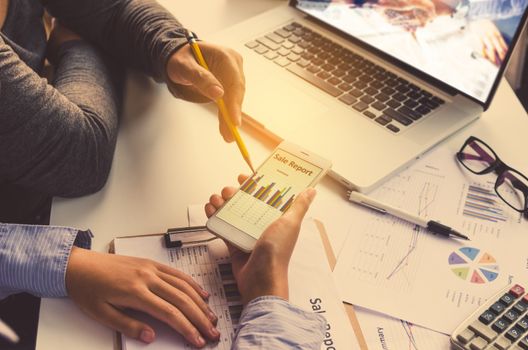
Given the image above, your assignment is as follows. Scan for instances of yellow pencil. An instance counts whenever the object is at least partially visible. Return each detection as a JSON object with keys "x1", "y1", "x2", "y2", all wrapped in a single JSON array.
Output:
[{"x1": 185, "y1": 31, "x2": 255, "y2": 174}]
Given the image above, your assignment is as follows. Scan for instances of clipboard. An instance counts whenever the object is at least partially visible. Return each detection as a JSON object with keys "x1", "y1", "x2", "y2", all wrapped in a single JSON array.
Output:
[
  {"x1": 109, "y1": 226, "x2": 214, "y2": 254},
  {"x1": 110, "y1": 223, "x2": 368, "y2": 350}
]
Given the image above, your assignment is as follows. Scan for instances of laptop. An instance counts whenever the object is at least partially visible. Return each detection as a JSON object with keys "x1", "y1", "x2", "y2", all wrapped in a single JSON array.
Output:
[{"x1": 211, "y1": 0, "x2": 528, "y2": 192}]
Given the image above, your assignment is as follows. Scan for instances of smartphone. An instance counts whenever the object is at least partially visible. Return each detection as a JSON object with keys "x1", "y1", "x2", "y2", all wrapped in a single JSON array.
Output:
[{"x1": 206, "y1": 141, "x2": 332, "y2": 252}]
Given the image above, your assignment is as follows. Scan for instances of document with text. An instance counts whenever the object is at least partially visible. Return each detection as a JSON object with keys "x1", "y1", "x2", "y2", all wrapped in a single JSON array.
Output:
[
  {"x1": 114, "y1": 212, "x2": 359, "y2": 349},
  {"x1": 319, "y1": 147, "x2": 527, "y2": 334}
]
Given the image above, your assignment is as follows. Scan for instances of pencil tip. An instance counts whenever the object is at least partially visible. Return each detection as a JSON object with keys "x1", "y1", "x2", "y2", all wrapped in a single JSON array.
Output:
[{"x1": 247, "y1": 159, "x2": 256, "y2": 175}]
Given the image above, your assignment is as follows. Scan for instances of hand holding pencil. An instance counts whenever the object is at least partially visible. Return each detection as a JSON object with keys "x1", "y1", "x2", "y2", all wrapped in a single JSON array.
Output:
[
  {"x1": 165, "y1": 34, "x2": 246, "y2": 143},
  {"x1": 165, "y1": 31, "x2": 254, "y2": 172}
]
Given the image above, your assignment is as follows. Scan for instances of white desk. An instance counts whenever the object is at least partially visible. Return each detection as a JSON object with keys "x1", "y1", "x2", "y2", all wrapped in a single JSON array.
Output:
[{"x1": 37, "y1": 1, "x2": 528, "y2": 349}]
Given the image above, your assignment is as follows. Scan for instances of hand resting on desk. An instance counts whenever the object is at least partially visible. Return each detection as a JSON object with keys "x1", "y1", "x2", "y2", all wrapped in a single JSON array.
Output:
[
  {"x1": 204, "y1": 174, "x2": 317, "y2": 304},
  {"x1": 65, "y1": 247, "x2": 219, "y2": 347}
]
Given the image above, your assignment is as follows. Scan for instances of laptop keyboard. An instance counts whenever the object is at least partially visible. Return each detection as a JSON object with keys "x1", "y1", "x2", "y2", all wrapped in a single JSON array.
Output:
[{"x1": 245, "y1": 22, "x2": 445, "y2": 134}]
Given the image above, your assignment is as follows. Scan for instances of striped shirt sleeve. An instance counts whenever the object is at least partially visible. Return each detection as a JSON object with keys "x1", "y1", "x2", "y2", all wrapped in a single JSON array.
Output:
[
  {"x1": 0, "y1": 223, "x2": 92, "y2": 299},
  {"x1": 232, "y1": 296, "x2": 326, "y2": 349}
]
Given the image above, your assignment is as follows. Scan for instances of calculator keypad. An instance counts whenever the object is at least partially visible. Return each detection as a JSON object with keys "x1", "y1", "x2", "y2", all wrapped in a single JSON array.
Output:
[{"x1": 452, "y1": 284, "x2": 528, "y2": 350}]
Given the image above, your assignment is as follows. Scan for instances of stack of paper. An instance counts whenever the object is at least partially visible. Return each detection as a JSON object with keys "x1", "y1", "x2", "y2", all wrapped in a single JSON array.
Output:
[
  {"x1": 114, "y1": 209, "x2": 360, "y2": 349},
  {"x1": 311, "y1": 147, "x2": 527, "y2": 336}
]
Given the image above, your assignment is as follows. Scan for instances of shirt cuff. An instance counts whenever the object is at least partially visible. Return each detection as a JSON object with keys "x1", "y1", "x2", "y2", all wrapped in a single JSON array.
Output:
[
  {"x1": 0, "y1": 223, "x2": 92, "y2": 299},
  {"x1": 233, "y1": 296, "x2": 326, "y2": 349}
]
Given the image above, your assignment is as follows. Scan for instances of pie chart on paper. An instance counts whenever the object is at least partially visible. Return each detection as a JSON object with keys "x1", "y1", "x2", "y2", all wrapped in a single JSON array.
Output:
[{"x1": 448, "y1": 247, "x2": 499, "y2": 284}]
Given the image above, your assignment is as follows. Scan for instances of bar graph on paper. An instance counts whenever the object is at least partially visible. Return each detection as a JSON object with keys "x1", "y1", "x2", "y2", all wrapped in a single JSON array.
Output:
[
  {"x1": 461, "y1": 183, "x2": 509, "y2": 223},
  {"x1": 456, "y1": 179, "x2": 525, "y2": 240},
  {"x1": 167, "y1": 244, "x2": 243, "y2": 350}
]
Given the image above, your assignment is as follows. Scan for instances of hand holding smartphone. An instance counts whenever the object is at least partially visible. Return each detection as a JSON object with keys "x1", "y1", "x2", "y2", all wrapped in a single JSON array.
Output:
[{"x1": 206, "y1": 141, "x2": 331, "y2": 252}]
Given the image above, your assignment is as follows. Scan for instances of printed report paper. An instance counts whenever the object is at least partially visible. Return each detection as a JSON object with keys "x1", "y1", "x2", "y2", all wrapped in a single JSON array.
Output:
[
  {"x1": 115, "y1": 209, "x2": 359, "y2": 349},
  {"x1": 324, "y1": 147, "x2": 527, "y2": 334}
]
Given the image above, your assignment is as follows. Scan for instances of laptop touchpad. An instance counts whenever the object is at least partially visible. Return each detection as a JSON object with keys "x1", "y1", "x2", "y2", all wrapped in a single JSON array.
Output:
[{"x1": 242, "y1": 61, "x2": 330, "y2": 141}]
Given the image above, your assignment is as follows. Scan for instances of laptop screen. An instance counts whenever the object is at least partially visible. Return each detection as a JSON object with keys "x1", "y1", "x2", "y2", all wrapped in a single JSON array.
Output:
[{"x1": 294, "y1": 0, "x2": 528, "y2": 103}]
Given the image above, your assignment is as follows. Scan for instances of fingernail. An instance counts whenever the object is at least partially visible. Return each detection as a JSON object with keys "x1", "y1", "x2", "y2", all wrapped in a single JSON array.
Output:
[
  {"x1": 208, "y1": 309, "x2": 218, "y2": 323},
  {"x1": 210, "y1": 327, "x2": 220, "y2": 338},
  {"x1": 306, "y1": 188, "x2": 317, "y2": 201},
  {"x1": 196, "y1": 335, "x2": 206, "y2": 347},
  {"x1": 207, "y1": 85, "x2": 224, "y2": 100},
  {"x1": 140, "y1": 329, "x2": 155, "y2": 343},
  {"x1": 201, "y1": 289, "x2": 210, "y2": 299}
]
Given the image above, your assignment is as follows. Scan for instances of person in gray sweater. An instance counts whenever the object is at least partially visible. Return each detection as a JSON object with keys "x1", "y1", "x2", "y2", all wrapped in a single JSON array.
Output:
[
  {"x1": 1, "y1": 1, "x2": 328, "y2": 349},
  {"x1": 0, "y1": 0, "x2": 246, "y2": 347},
  {"x1": 0, "y1": 0, "x2": 244, "y2": 224}
]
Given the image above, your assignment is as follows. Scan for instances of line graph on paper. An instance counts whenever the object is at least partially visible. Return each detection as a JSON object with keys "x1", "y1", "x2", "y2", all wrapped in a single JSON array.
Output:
[
  {"x1": 401, "y1": 320, "x2": 418, "y2": 350},
  {"x1": 385, "y1": 181, "x2": 438, "y2": 284},
  {"x1": 399, "y1": 319, "x2": 450, "y2": 350},
  {"x1": 417, "y1": 181, "x2": 438, "y2": 217},
  {"x1": 386, "y1": 226, "x2": 420, "y2": 283},
  {"x1": 355, "y1": 306, "x2": 451, "y2": 350},
  {"x1": 346, "y1": 174, "x2": 442, "y2": 292}
]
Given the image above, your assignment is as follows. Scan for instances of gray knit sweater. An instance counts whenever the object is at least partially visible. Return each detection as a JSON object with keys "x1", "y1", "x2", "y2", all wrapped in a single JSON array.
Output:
[{"x1": 0, "y1": 0, "x2": 188, "y2": 223}]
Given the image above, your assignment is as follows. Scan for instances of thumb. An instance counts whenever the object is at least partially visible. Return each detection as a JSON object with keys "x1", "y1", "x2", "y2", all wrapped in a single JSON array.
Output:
[
  {"x1": 282, "y1": 188, "x2": 317, "y2": 223},
  {"x1": 167, "y1": 49, "x2": 225, "y2": 101},
  {"x1": 95, "y1": 304, "x2": 156, "y2": 344}
]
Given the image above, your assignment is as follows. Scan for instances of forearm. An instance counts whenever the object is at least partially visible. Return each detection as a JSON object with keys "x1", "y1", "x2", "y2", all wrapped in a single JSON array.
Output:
[
  {"x1": 44, "y1": 0, "x2": 188, "y2": 81},
  {"x1": 0, "y1": 38, "x2": 122, "y2": 197},
  {"x1": 232, "y1": 296, "x2": 326, "y2": 350},
  {"x1": 0, "y1": 223, "x2": 92, "y2": 299}
]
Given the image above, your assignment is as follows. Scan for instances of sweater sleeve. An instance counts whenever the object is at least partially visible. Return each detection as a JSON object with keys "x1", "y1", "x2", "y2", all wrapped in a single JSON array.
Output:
[
  {"x1": 0, "y1": 37, "x2": 123, "y2": 197},
  {"x1": 43, "y1": 0, "x2": 189, "y2": 82}
]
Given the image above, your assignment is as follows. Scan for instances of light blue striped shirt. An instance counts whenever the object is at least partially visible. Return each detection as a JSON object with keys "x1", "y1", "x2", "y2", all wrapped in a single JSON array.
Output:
[
  {"x1": 0, "y1": 223, "x2": 92, "y2": 299},
  {"x1": 0, "y1": 223, "x2": 325, "y2": 349},
  {"x1": 234, "y1": 296, "x2": 326, "y2": 349}
]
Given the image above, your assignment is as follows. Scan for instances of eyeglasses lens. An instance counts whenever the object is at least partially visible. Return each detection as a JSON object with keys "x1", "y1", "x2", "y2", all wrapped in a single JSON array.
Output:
[
  {"x1": 459, "y1": 139, "x2": 496, "y2": 173},
  {"x1": 496, "y1": 170, "x2": 528, "y2": 212}
]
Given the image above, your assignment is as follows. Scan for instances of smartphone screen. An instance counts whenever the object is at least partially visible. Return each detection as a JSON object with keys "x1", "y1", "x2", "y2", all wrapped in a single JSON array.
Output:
[{"x1": 215, "y1": 148, "x2": 323, "y2": 239}]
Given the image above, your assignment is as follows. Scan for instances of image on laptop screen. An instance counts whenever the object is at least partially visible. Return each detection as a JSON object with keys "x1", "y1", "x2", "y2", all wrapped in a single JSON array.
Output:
[{"x1": 296, "y1": 0, "x2": 528, "y2": 103}]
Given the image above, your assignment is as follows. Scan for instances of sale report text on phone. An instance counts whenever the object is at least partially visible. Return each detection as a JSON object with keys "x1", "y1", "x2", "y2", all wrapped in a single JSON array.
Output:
[{"x1": 216, "y1": 149, "x2": 323, "y2": 239}]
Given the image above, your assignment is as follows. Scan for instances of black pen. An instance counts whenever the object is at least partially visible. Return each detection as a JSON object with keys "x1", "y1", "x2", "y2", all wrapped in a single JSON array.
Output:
[{"x1": 347, "y1": 191, "x2": 470, "y2": 240}]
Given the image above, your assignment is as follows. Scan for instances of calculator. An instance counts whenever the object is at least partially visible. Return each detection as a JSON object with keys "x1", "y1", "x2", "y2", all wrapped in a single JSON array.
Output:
[{"x1": 451, "y1": 283, "x2": 528, "y2": 350}]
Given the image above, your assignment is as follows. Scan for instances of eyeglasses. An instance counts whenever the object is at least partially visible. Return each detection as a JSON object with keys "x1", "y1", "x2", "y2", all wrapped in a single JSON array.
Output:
[{"x1": 456, "y1": 136, "x2": 528, "y2": 215}]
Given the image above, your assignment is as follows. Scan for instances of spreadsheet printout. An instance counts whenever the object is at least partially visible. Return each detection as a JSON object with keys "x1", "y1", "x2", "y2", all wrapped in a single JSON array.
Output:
[{"x1": 114, "y1": 234, "x2": 241, "y2": 350}]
